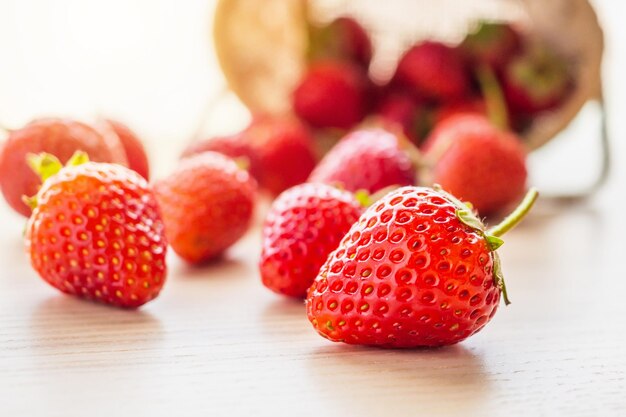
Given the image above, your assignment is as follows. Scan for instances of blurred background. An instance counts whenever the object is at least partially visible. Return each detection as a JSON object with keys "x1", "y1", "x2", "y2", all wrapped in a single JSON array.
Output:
[{"x1": 0, "y1": 0, "x2": 623, "y2": 197}]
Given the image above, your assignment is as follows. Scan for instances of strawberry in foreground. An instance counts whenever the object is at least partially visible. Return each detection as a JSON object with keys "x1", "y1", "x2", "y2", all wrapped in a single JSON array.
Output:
[
  {"x1": 423, "y1": 114, "x2": 527, "y2": 216},
  {"x1": 293, "y1": 60, "x2": 370, "y2": 130},
  {"x1": 307, "y1": 186, "x2": 538, "y2": 348},
  {"x1": 155, "y1": 152, "x2": 256, "y2": 264},
  {"x1": 26, "y1": 152, "x2": 167, "y2": 308},
  {"x1": 307, "y1": 16, "x2": 373, "y2": 69},
  {"x1": 392, "y1": 41, "x2": 471, "y2": 103},
  {"x1": 308, "y1": 128, "x2": 418, "y2": 194},
  {"x1": 103, "y1": 119, "x2": 150, "y2": 180},
  {"x1": 0, "y1": 118, "x2": 127, "y2": 217},
  {"x1": 260, "y1": 183, "x2": 364, "y2": 298}
]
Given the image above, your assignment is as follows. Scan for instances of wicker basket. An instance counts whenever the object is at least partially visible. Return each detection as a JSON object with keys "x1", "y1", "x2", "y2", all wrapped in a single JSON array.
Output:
[{"x1": 213, "y1": 0, "x2": 604, "y2": 153}]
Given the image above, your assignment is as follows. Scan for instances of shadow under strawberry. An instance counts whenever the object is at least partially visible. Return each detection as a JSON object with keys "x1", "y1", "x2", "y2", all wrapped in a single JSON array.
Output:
[
  {"x1": 305, "y1": 343, "x2": 490, "y2": 415},
  {"x1": 29, "y1": 296, "x2": 163, "y2": 354}
]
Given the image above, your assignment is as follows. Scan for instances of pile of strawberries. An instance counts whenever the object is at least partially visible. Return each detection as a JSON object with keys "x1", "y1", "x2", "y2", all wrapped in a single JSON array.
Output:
[
  {"x1": 295, "y1": 17, "x2": 573, "y2": 142},
  {"x1": 0, "y1": 16, "x2": 550, "y2": 348}
]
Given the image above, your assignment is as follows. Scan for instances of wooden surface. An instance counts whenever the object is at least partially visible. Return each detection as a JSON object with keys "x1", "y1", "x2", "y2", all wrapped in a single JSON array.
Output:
[{"x1": 1, "y1": 1, "x2": 625, "y2": 416}]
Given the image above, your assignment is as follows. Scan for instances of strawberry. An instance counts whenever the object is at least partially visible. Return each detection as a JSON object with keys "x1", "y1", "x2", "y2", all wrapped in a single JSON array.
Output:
[
  {"x1": 460, "y1": 20, "x2": 522, "y2": 71},
  {"x1": 432, "y1": 99, "x2": 488, "y2": 127},
  {"x1": 423, "y1": 114, "x2": 527, "y2": 216},
  {"x1": 154, "y1": 152, "x2": 256, "y2": 264},
  {"x1": 0, "y1": 118, "x2": 127, "y2": 217},
  {"x1": 374, "y1": 91, "x2": 429, "y2": 145},
  {"x1": 293, "y1": 60, "x2": 370, "y2": 130},
  {"x1": 260, "y1": 183, "x2": 364, "y2": 298},
  {"x1": 308, "y1": 16, "x2": 373, "y2": 68},
  {"x1": 244, "y1": 116, "x2": 317, "y2": 196},
  {"x1": 501, "y1": 42, "x2": 572, "y2": 115},
  {"x1": 308, "y1": 128, "x2": 418, "y2": 194},
  {"x1": 181, "y1": 133, "x2": 262, "y2": 183},
  {"x1": 102, "y1": 119, "x2": 150, "y2": 180},
  {"x1": 25, "y1": 152, "x2": 167, "y2": 308},
  {"x1": 307, "y1": 186, "x2": 538, "y2": 348},
  {"x1": 393, "y1": 41, "x2": 471, "y2": 103}
]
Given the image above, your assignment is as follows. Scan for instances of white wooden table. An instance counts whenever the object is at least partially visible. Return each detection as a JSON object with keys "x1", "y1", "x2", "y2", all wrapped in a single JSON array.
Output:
[{"x1": 1, "y1": 0, "x2": 625, "y2": 416}]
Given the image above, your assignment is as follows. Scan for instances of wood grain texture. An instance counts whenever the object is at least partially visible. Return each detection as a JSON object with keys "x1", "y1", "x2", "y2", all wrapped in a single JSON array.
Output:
[
  {"x1": 1, "y1": 196, "x2": 625, "y2": 417},
  {"x1": 1, "y1": 0, "x2": 626, "y2": 416}
]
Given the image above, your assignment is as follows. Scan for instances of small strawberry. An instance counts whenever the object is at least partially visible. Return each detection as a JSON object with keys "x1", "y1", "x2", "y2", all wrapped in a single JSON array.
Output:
[
  {"x1": 374, "y1": 91, "x2": 429, "y2": 145},
  {"x1": 26, "y1": 152, "x2": 167, "y2": 308},
  {"x1": 102, "y1": 119, "x2": 150, "y2": 180},
  {"x1": 293, "y1": 60, "x2": 370, "y2": 130},
  {"x1": 308, "y1": 16, "x2": 373, "y2": 68},
  {"x1": 307, "y1": 186, "x2": 538, "y2": 348},
  {"x1": 0, "y1": 118, "x2": 127, "y2": 217},
  {"x1": 308, "y1": 128, "x2": 418, "y2": 194},
  {"x1": 393, "y1": 41, "x2": 471, "y2": 103},
  {"x1": 154, "y1": 152, "x2": 256, "y2": 264},
  {"x1": 423, "y1": 114, "x2": 527, "y2": 216},
  {"x1": 260, "y1": 183, "x2": 364, "y2": 298},
  {"x1": 501, "y1": 42, "x2": 572, "y2": 115},
  {"x1": 432, "y1": 99, "x2": 488, "y2": 127},
  {"x1": 181, "y1": 133, "x2": 262, "y2": 183},
  {"x1": 244, "y1": 116, "x2": 317, "y2": 196},
  {"x1": 460, "y1": 20, "x2": 522, "y2": 71}
]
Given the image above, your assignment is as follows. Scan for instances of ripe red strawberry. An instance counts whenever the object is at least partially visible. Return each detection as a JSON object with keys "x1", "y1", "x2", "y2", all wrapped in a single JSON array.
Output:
[
  {"x1": 460, "y1": 20, "x2": 522, "y2": 71},
  {"x1": 308, "y1": 16, "x2": 373, "y2": 68},
  {"x1": 423, "y1": 114, "x2": 527, "y2": 216},
  {"x1": 393, "y1": 41, "x2": 471, "y2": 103},
  {"x1": 244, "y1": 116, "x2": 317, "y2": 196},
  {"x1": 102, "y1": 119, "x2": 150, "y2": 180},
  {"x1": 155, "y1": 152, "x2": 256, "y2": 264},
  {"x1": 25, "y1": 152, "x2": 167, "y2": 308},
  {"x1": 260, "y1": 183, "x2": 364, "y2": 298},
  {"x1": 0, "y1": 118, "x2": 127, "y2": 217},
  {"x1": 293, "y1": 60, "x2": 370, "y2": 130},
  {"x1": 308, "y1": 128, "x2": 418, "y2": 194},
  {"x1": 374, "y1": 91, "x2": 429, "y2": 145},
  {"x1": 307, "y1": 186, "x2": 538, "y2": 348},
  {"x1": 181, "y1": 133, "x2": 262, "y2": 182},
  {"x1": 501, "y1": 43, "x2": 572, "y2": 115},
  {"x1": 432, "y1": 99, "x2": 488, "y2": 127}
]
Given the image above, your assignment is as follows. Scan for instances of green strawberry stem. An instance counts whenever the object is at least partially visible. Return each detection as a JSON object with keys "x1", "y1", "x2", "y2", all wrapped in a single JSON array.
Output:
[
  {"x1": 476, "y1": 64, "x2": 509, "y2": 130},
  {"x1": 23, "y1": 151, "x2": 91, "y2": 209},
  {"x1": 27, "y1": 151, "x2": 90, "y2": 182},
  {"x1": 488, "y1": 188, "x2": 539, "y2": 237}
]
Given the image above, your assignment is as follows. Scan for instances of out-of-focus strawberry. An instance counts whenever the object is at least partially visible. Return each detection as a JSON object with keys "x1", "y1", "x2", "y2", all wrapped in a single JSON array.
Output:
[
  {"x1": 155, "y1": 152, "x2": 256, "y2": 264},
  {"x1": 293, "y1": 60, "x2": 370, "y2": 130},
  {"x1": 308, "y1": 128, "x2": 418, "y2": 194},
  {"x1": 181, "y1": 133, "x2": 262, "y2": 182},
  {"x1": 433, "y1": 99, "x2": 488, "y2": 127},
  {"x1": 423, "y1": 114, "x2": 527, "y2": 216},
  {"x1": 461, "y1": 20, "x2": 522, "y2": 71},
  {"x1": 245, "y1": 116, "x2": 317, "y2": 196},
  {"x1": 0, "y1": 118, "x2": 127, "y2": 217},
  {"x1": 102, "y1": 119, "x2": 150, "y2": 180},
  {"x1": 501, "y1": 42, "x2": 573, "y2": 115},
  {"x1": 392, "y1": 41, "x2": 471, "y2": 103},
  {"x1": 308, "y1": 16, "x2": 373, "y2": 69},
  {"x1": 374, "y1": 91, "x2": 429, "y2": 145}
]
